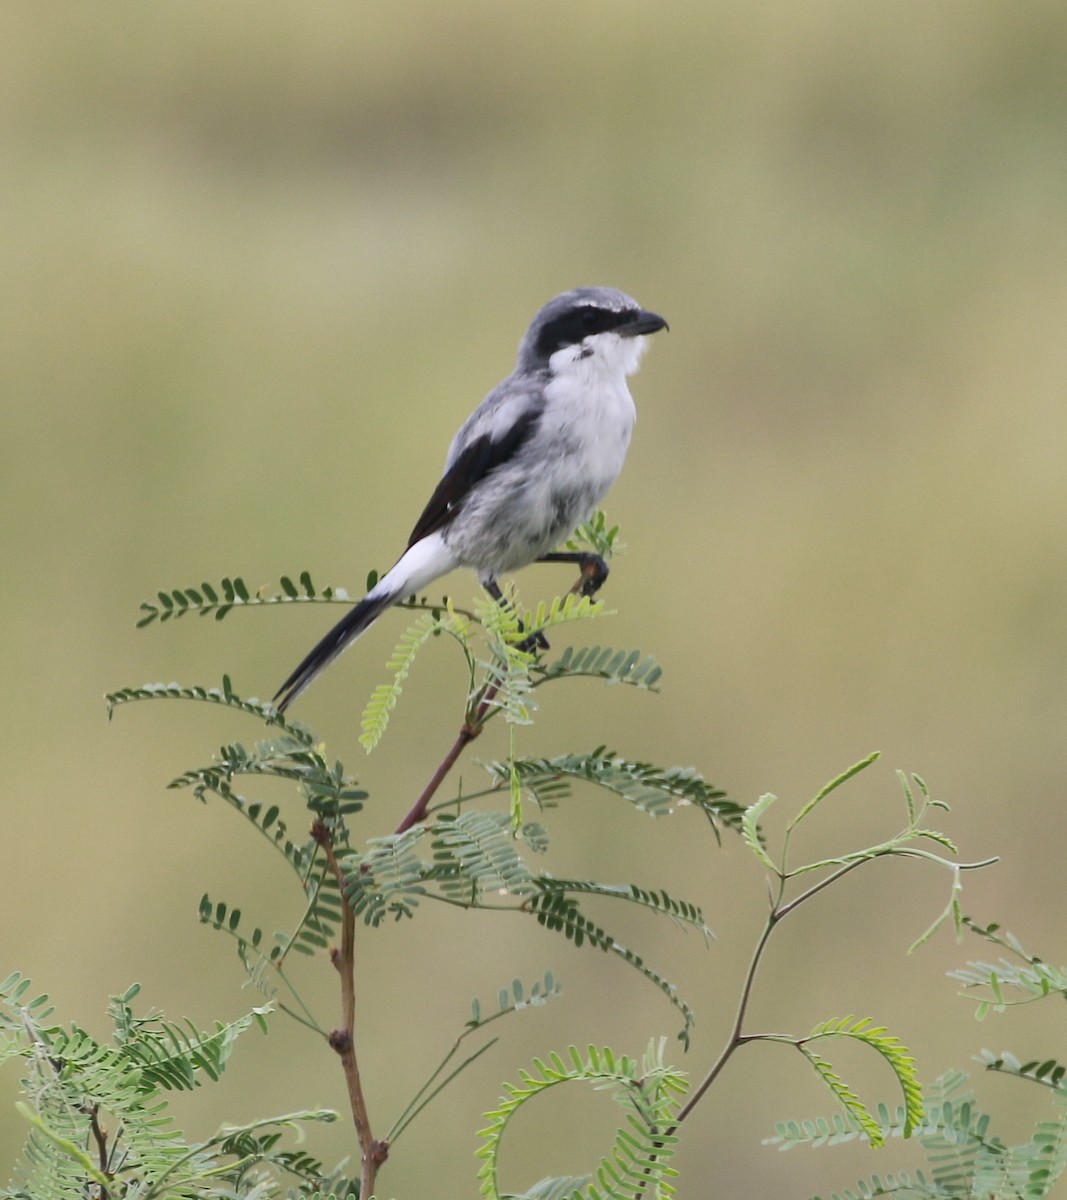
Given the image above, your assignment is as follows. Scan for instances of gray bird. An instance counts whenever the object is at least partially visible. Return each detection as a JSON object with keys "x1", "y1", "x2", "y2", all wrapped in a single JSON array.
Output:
[{"x1": 274, "y1": 286, "x2": 668, "y2": 712}]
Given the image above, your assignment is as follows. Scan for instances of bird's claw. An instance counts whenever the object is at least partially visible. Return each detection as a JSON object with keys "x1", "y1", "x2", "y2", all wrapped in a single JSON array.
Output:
[{"x1": 570, "y1": 553, "x2": 610, "y2": 598}]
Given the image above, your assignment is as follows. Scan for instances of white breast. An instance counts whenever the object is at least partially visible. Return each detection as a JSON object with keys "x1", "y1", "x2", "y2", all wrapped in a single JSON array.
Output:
[{"x1": 543, "y1": 335, "x2": 641, "y2": 480}]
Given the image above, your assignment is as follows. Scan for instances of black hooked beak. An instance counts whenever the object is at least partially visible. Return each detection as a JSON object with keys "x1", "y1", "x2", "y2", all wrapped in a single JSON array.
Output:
[{"x1": 618, "y1": 309, "x2": 669, "y2": 338}]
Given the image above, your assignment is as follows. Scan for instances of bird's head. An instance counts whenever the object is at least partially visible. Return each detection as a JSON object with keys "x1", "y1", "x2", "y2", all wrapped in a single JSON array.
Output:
[{"x1": 517, "y1": 287, "x2": 668, "y2": 378}]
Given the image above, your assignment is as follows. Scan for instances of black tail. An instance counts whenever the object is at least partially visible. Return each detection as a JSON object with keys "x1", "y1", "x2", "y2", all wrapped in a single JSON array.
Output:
[{"x1": 273, "y1": 588, "x2": 397, "y2": 712}]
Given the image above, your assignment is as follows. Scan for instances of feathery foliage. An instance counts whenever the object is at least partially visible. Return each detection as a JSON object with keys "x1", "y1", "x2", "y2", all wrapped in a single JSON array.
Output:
[
  {"x1": 476, "y1": 1039, "x2": 686, "y2": 1200},
  {"x1": 951, "y1": 920, "x2": 1067, "y2": 1017},
  {"x1": 473, "y1": 591, "x2": 541, "y2": 726},
  {"x1": 135, "y1": 569, "x2": 480, "y2": 632},
  {"x1": 525, "y1": 886, "x2": 698, "y2": 1048},
  {"x1": 431, "y1": 809, "x2": 538, "y2": 899},
  {"x1": 520, "y1": 592, "x2": 607, "y2": 643},
  {"x1": 489, "y1": 749, "x2": 741, "y2": 832},
  {"x1": 104, "y1": 518, "x2": 1012, "y2": 1198},
  {"x1": 107, "y1": 983, "x2": 269, "y2": 1092},
  {"x1": 105, "y1": 674, "x2": 313, "y2": 736},
  {"x1": 338, "y1": 808, "x2": 706, "y2": 1043},
  {"x1": 564, "y1": 510, "x2": 623, "y2": 560},
  {"x1": 0, "y1": 974, "x2": 340, "y2": 1200},
  {"x1": 798, "y1": 1017, "x2": 923, "y2": 1147},
  {"x1": 135, "y1": 572, "x2": 350, "y2": 626},
  {"x1": 767, "y1": 1067, "x2": 1067, "y2": 1200},
  {"x1": 360, "y1": 601, "x2": 476, "y2": 751},
  {"x1": 171, "y1": 737, "x2": 365, "y2": 844},
  {"x1": 469, "y1": 590, "x2": 606, "y2": 728},
  {"x1": 108, "y1": 672, "x2": 714, "y2": 1044},
  {"x1": 531, "y1": 878, "x2": 712, "y2": 940},
  {"x1": 531, "y1": 644, "x2": 662, "y2": 692},
  {"x1": 468, "y1": 971, "x2": 563, "y2": 1029},
  {"x1": 976, "y1": 1049, "x2": 1067, "y2": 1090}
]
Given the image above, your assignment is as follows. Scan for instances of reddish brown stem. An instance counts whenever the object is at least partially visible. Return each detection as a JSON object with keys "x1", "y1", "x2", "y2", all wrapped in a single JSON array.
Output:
[
  {"x1": 394, "y1": 575, "x2": 593, "y2": 836},
  {"x1": 84, "y1": 1103, "x2": 112, "y2": 1198},
  {"x1": 314, "y1": 821, "x2": 386, "y2": 1196},
  {"x1": 393, "y1": 678, "x2": 501, "y2": 834}
]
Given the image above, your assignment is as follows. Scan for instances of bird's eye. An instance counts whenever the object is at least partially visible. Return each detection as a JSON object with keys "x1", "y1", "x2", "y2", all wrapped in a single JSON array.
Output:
[{"x1": 532, "y1": 306, "x2": 619, "y2": 358}]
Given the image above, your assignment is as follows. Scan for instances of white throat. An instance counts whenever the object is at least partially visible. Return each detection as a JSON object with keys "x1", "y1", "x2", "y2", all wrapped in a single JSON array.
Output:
[{"x1": 548, "y1": 331, "x2": 650, "y2": 382}]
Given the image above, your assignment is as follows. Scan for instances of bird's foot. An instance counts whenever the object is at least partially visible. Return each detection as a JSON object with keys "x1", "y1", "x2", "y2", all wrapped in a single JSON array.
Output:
[
  {"x1": 569, "y1": 553, "x2": 610, "y2": 598},
  {"x1": 516, "y1": 626, "x2": 550, "y2": 654}
]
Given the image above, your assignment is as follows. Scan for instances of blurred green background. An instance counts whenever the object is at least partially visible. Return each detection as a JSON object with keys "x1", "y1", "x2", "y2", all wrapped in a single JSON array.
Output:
[{"x1": 5, "y1": 2, "x2": 1067, "y2": 1195}]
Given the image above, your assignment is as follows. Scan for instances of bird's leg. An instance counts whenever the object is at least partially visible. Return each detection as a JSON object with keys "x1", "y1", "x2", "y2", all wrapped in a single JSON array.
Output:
[
  {"x1": 536, "y1": 551, "x2": 610, "y2": 598},
  {"x1": 481, "y1": 551, "x2": 609, "y2": 656},
  {"x1": 483, "y1": 578, "x2": 549, "y2": 653}
]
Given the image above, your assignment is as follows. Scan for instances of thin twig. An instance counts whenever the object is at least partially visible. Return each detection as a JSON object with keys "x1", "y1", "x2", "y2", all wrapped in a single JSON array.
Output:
[
  {"x1": 314, "y1": 820, "x2": 387, "y2": 1197},
  {"x1": 387, "y1": 1037, "x2": 500, "y2": 1144},
  {"x1": 85, "y1": 1103, "x2": 112, "y2": 1200},
  {"x1": 678, "y1": 910, "x2": 779, "y2": 1123},
  {"x1": 394, "y1": 679, "x2": 501, "y2": 834},
  {"x1": 394, "y1": 569, "x2": 589, "y2": 836},
  {"x1": 636, "y1": 863, "x2": 838, "y2": 1198}
]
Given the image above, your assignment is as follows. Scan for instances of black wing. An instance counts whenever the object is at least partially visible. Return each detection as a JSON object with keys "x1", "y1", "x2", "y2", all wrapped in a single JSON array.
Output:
[{"x1": 406, "y1": 405, "x2": 542, "y2": 547}]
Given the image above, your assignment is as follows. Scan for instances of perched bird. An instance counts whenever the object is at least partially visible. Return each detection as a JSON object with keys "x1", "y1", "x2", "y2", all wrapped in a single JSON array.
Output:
[{"x1": 274, "y1": 286, "x2": 667, "y2": 712}]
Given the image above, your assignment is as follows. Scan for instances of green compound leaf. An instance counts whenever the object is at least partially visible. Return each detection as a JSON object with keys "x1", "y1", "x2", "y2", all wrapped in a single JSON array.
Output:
[
  {"x1": 477, "y1": 1039, "x2": 687, "y2": 1200},
  {"x1": 104, "y1": 676, "x2": 315, "y2": 742},
  {"x1": 564, "y1": 510, "x2": 623, "y2": 560},
  {"x1": 800, "y1": 1016, "x2": 923, "y2": 1146},
  {"x1": 532, "y1": 645, "x2": 663, "y2": 692},
  {"x1": 798, "y1": 1047, "x2": 885, "y2": 1150},
  {"x1": 741, "y1": 792, "x2": 777, "y2": 870},
  {"x1": 492, "y1": 750, "x2": 740, "y2": 832},
  {"x1": 787, "y1": 751, "x2": 881, "y2": 831},
  {"x1": 526, "y1": 887, "x2": 697, "y2": 1048},
  {"x1": 108, "y1": 986, "x2": 269, "y2": 1092},
  {"x1": 361, "y1": 603, "x2": 475, "y2": 752},
  {"x1": 136, "y1": 572, "x2": 348, "y2": 626}
]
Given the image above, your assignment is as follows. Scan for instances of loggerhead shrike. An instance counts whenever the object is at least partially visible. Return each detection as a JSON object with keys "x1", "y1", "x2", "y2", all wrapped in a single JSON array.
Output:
[{"x1": 274, "y1": 286, "x2": 668, "y2": 712}]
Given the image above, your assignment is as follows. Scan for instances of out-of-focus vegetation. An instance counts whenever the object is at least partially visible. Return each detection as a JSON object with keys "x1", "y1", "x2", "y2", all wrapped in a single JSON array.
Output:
[{"x1": 4, "y1": 3, "x2": 1067, "y2": 1196}]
